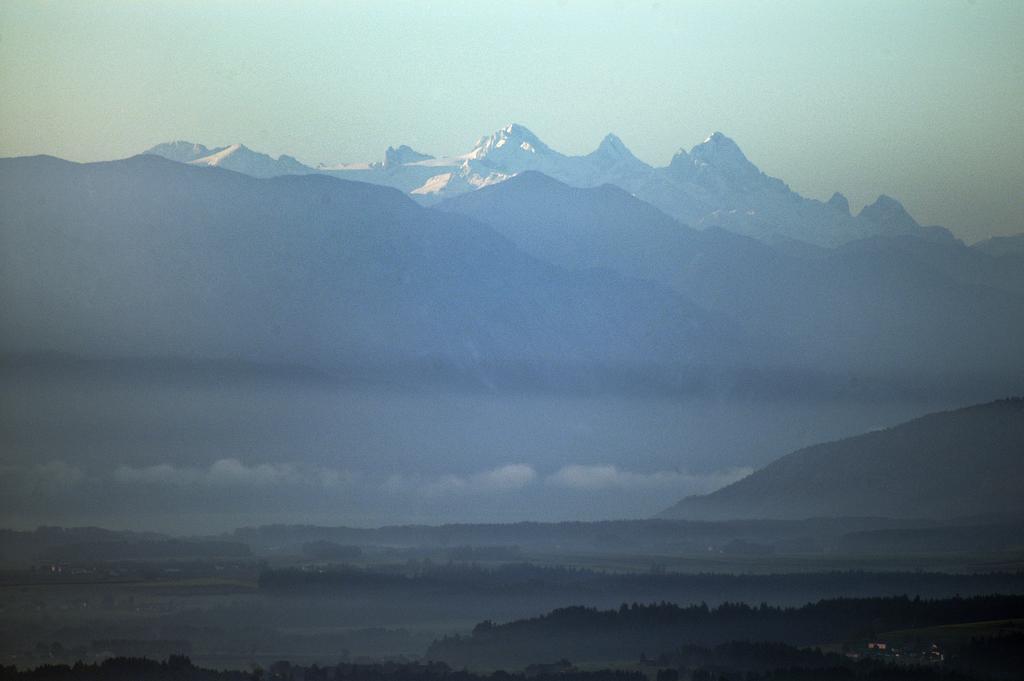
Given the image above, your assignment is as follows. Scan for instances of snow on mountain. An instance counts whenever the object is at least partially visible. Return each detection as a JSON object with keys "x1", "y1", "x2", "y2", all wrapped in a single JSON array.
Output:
[
  {"x1": 189, "y1": 143, "x2": 245, "y2": 168},
  {"x1": 143, "y1": 126, "x2": 953, "y2": 247},
  {"x1": 681, "y1": 131, "x2": 766, "y2": 187},
  {"x1": 145, "y1": 141, "x2": 222, "y2": 163},
  {"x1": 409, "y1": 163, "x2": 511, "y2": 203},
  {"x1": 466, "y1": 123, "x2": 553, "y2": 163},
  {"x1": 647, "y1": 133, "x2": 958, "y2": 246},
  {"x1": 186, "y1": 143, "x2": 313, "y2": 178},
  {"x1": 410, "y1": 171, "x2": 470, "y2": 198},
  {"x1": 146, "y1": 141, "x2": 313, "y2": 178},
  {"x1": 455, "y1": 124, "x2": 655, "y2": 189}
]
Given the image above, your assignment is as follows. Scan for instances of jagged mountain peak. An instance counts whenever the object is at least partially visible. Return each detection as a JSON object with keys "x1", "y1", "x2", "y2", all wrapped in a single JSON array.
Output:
[
  {"x1": 139, "y1": 128, "x2": 948, "y2": 248},
  {"x1": 469, "y1": 123, "x2": 552, "y2": 160},
  {"x1": 867, "y1": 194, "x2": 905, "y2": 210},
  {"x1": 383, "y1": 144, "x2": 434, "y2": 168},
  {"x1": 591, "y1": 133, "x2": 636, "y2": 160},
  {"x1": 702, "y1": 131, "x2": 735, "y2": 145},
  {"x1": 859, "y1": 194, "x2": 919, "y2": 230},
  {"x1": 690, "y1": 131, "x2": 752, "y2": 167},
  {"x1": 827, "y1": 192, "x2": 851, "y2": 214},
  {"x1": 665, "y1": 131, "x2": 763, "y2": 189},
  {"x1": 669, "y1": 147, "x2": 691, "y2": 163},
  {"x1": 501, "y1": 122, "x2": 542, "y2": 140}
]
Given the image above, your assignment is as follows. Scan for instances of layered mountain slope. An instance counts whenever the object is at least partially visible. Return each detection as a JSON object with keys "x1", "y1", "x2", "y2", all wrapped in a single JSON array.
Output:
[
  {"x1": 437, "y1": 171, "x2": 708, "y2": 283},
  {"x1": 837, "y1": 233, "x2": 1024, "y2": 297},
  {"x1": 144, "y1": 125, "x2": 953, "y2": 247},
  {"x1": 186, "y1": 143, "x2": 311, "y2": 177},
  {"x1": 0, "y1": 155, "x2": 757, "y2": 390},
  {"x1": 661, "y1": 398, "x2": 1024, "y2": 520},
  {"x1": 439, "y1": 172, "x2": 1024, "y2": 381}
]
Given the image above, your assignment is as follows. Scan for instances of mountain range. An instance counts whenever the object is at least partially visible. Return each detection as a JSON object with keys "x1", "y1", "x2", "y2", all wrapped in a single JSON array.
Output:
[
  {"x1": 2, "y1": 152, "x2": 1023, "y2": 394},
  {"x1": 0, "y1": 154, "x2": 759, "y2": 391},
  {"x1": 438, "y1": 171, "x2": 1024, "y2": 380},
  {"x1": 2, "y1": 137, "x2": 1024, "y2": 527},
  {"x1": 145, "y1": 124, "x2": 969, "y2": 248}
]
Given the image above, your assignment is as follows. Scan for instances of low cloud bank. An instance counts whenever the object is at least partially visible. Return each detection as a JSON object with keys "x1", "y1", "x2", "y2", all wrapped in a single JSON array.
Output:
[
  {"x1": 385, "y1": 463, "x2": 537, "y2": 497},
  {"x1": 112, "y1": 458, "x2": 354, "y2": 489},
  {"x1": 0, "y1": 459, "x2": 751, "y2": 528},
  {"x1": 545, "y1": 464, "x2": 753, "y2": 494}
]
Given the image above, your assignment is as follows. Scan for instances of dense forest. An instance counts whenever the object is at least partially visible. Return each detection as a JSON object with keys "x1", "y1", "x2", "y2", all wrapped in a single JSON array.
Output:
[{"x1": 425, "y1": 595, "x2": 1024, "y2": 668}]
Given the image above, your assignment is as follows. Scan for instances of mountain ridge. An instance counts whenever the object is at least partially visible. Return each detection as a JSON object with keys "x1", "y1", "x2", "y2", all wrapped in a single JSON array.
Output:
[
  {"x1": 0, "y1": 152, "x2": 765, "y2": 390},
  {"x1": 142, "y1": 124, "x2": 955, "y2": 247},
  {"x1": 437, "y1": 171, "x2": 1024, "y2": 379}
]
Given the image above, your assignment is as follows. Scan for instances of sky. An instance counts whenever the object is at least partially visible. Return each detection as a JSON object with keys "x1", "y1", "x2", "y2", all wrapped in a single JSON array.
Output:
[{"x1": 1, "y1": 0, "x2": 1021, "y2": 242}]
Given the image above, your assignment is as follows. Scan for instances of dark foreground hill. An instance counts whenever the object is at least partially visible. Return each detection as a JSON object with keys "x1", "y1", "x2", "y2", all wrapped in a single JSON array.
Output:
[
  {"x1": 7, "y1": 651, "x2": 1014, "y2": 681},
  {"x1": 661, "y1": 398, "x2": 1024, "y2": 521}
]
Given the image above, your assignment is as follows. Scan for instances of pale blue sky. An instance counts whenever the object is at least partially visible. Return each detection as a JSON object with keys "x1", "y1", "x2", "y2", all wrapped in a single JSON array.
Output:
[{"x1": 1, "y1": 0, "x2": 1021, "y2": 241}]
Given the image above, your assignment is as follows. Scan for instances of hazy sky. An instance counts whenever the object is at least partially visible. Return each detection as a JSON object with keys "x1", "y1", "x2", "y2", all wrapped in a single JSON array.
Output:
[{"x1": 1, "y1": 0, "x2": 1021, "y2": 241}]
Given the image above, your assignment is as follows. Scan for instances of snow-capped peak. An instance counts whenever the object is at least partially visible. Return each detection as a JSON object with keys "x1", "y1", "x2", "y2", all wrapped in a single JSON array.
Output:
[
  {"x1": 702, "y1": 131, "x2": 731, "y2": 145},
  {"x1": 468, "y1": 123, "x2": 552, "y2": 161},
  {"x1": 144, "y1": 141, "x2": 219, "y2": 163},
  {"x1": 680, "y1": 131, "x2": 766, "y2": 186},
  {"x1": 194, "y1": 143, "x2": 246, "y2": 166},
  {"x1": 182, "y1": 143, "x2": 312, "y2": 178}
]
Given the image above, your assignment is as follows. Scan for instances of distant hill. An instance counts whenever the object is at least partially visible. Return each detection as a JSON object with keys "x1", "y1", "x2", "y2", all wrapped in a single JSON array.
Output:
[
  {"x1": 437, "y1": 171, "x2": 712, "y2": 285},
  {"x1": 661, "y1": 398, "x2": 1024, "y2": 521}
]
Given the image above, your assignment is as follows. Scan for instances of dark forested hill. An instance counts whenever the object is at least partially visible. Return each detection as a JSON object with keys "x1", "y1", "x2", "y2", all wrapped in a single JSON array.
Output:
[
  {"x1": 425, "y1": 594, "x2": 1024, "y2": 668},
  {"x1": 661, "y1": 398, "x2": 1024, "y2": 520}
]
